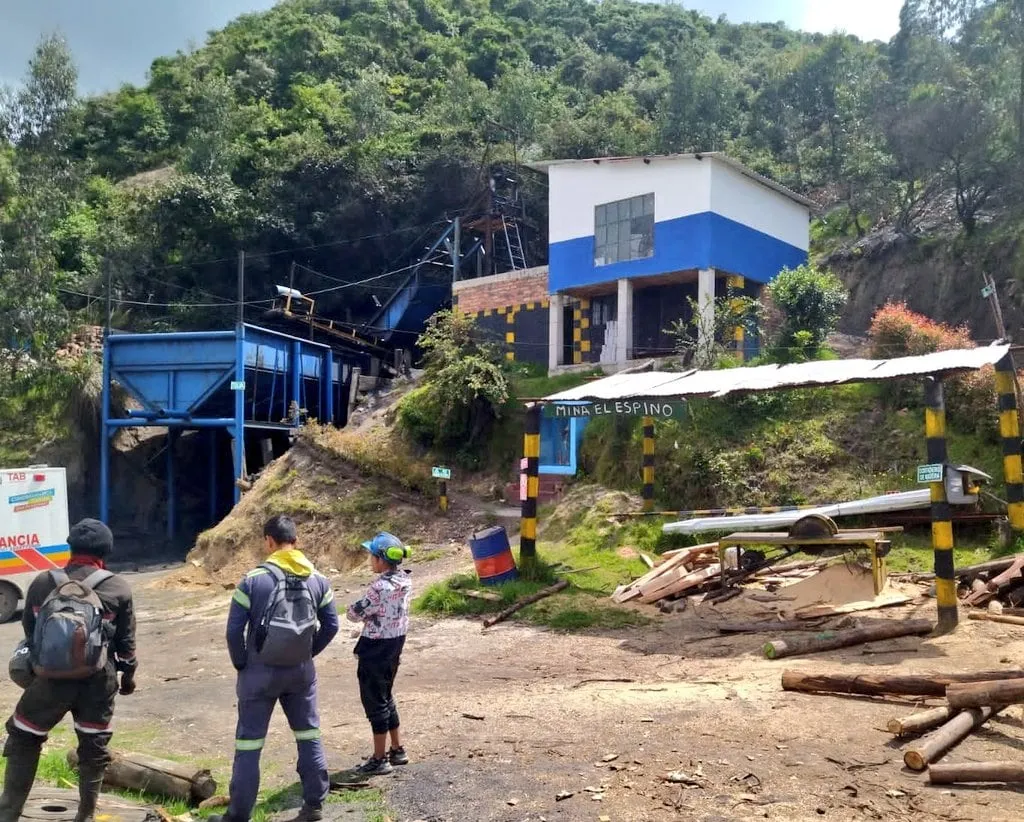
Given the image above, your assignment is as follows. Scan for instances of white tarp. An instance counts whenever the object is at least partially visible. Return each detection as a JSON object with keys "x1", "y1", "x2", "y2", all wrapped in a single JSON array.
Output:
[{"x1": 545, "y1": 344, "x2": 1012, "y2": 402}]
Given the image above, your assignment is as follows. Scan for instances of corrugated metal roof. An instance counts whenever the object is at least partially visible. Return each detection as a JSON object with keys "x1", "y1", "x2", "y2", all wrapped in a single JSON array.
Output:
[
  {"x1": 544, "y1": 344, "x2": 1011, "y2": 402},
  {"x1": 525, "y1": 152, "x2": 814, "y2": 208}
]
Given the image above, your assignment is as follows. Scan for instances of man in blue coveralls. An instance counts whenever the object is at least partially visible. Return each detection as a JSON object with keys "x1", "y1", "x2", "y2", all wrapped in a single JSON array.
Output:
[{"x1": 213, "y1": 515, "x2": 339, "y2": 822}]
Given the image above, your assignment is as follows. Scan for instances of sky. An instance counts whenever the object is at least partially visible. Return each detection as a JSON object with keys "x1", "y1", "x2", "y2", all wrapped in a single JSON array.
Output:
[{"x1": 0, "y1": 0, "x2": 906, "y2": 95}]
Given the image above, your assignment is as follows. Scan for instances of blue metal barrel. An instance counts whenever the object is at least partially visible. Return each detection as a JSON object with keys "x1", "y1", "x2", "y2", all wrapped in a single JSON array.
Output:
[{"x1": 468, "y1": 526, "x2": 518, "y2": 585}]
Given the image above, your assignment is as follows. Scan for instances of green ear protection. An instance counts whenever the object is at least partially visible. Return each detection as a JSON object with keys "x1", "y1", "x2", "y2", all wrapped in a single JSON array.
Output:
[{"x1": 383, "y1": 545, "x2": 411, "y2": 562}]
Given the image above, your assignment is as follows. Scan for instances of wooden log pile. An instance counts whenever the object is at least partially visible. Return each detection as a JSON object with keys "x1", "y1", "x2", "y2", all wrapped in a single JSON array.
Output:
[
  {"x1": 779, "y1": 666, "x2": 1024, "y2": 785},
  {"x1": 954, "y1": 552, "x2": 1024, "y2": 608}
]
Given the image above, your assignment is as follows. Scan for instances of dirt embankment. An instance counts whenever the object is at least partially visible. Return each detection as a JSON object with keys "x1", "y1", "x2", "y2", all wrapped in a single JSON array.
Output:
[
  {"x1": 169, "y1": 435, "x2": 494, "y2": 589},
  {"x1": 826, "y1": 228, "x2": 1024, "y2": 339}
]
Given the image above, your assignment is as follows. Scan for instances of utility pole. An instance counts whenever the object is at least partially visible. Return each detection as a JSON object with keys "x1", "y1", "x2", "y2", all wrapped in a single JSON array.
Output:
[
  {"x1": 486, "y1": 177, "x2": 496, "y2": 277},
  {"x1": 237, "y1": 250, "x2": 245, "y2": 329},
  {"x1": 982, "y1": 272, "x2": 1023, "y2": 428},
  {"x1": 104, "y1": 263, "x2": 112, "y2": 338},
  {"x1": 287, "y1": 260, "x2": 296, "y2": 313}
]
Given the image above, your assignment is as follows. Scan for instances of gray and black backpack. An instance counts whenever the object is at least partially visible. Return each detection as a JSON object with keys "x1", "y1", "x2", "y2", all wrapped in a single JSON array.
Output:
[
  {"x1": 252, "y1": 564, "x2": 318, "y2": 666},
  {"x1": 31, "y1": 569, "x2": 113, "y2": 679}
]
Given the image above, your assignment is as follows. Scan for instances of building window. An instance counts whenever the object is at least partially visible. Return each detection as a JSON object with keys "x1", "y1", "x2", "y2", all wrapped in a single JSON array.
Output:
[{"x1": 594, "y1": 193, "x2": 654, "y2": 266}]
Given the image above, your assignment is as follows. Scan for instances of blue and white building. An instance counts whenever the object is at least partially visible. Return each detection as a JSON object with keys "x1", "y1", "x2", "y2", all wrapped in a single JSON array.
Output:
[{"x1": 534, "y1": 152, "x2": 812, "y2": 369}]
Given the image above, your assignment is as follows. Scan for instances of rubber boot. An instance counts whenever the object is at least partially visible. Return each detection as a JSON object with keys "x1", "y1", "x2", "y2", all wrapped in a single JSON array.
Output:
[
  {"x1": 73, "y1": 767, "x2": 105, "y2": 822},
  {"x1": 0, "y1": 745, "x2": 42, "y2": 822}
]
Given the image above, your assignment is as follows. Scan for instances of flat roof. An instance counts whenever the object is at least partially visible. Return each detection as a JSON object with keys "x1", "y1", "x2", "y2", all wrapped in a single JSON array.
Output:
[
  {"x1": 544, "y1": 344, "x2": 1011, "y2": 402},
  {"x1": 525, "y1": 152, "x2": 814, "y2": 209}
]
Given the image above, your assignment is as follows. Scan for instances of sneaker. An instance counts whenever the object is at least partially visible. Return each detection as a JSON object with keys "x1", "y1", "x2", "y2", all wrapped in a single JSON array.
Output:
[
  {"x1": 294, "y1": 805, "x2": 323, "y2": 822},
  {"x1": 388, "y1": 746, "x2": 409, "y2": 766},
  {"x1": 353, "y1": 756, "x2": 394, "y2": 776}
]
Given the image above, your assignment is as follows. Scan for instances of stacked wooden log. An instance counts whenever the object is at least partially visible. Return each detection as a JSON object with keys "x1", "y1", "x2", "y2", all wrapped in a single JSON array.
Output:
[{"x1": 781, "y1": 668, "x2": 1024, "y2": 784}]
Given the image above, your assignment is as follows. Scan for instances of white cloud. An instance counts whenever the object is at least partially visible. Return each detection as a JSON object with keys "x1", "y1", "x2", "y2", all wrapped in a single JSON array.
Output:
[{"x1": 800, "y1": 0, "x2": 904, "y2": 42}]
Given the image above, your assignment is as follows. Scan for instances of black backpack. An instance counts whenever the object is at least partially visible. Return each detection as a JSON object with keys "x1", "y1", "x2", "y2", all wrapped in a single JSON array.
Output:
[
  {"x1": 251, "y1": 565, "x2": 318, "y2": 667},
  {"x1": 31, "y1": 569, "x2": 113, "y2": 679}
]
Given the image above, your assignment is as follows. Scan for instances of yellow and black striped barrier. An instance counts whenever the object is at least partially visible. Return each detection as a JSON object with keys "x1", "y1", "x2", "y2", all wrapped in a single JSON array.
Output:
[
  {"x1": 520, "y1": 403, "x2": 541, "y2": 561},
  {"x1": 925, "y1": 377, "x2": 958, "y2": 631},
  {"x1": 439, "y1": 480, "x2": 448, "y2": 513},
  {"x1": 995, "y1": 354, "x2": 1024, "y2": 530},
  {"x1": 642, "y1": 416, "x2": 655, "y2": 512}
]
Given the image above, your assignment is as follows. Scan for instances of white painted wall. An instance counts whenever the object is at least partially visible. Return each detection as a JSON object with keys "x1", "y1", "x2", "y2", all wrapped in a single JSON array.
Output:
[
  {"x1": 709, "y1": 159, "x2": 810, "y2": 251},
  {"x1": 547, "y1": 155, "x2": 810, "y2": 251},
  {"x1": 548, "y1": 157, "x2": 711, "y2": 243}
]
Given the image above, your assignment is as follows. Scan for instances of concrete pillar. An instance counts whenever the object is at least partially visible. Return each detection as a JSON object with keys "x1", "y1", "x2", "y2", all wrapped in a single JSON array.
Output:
[
  {"x1": 616, "y1": 278, "x2": 634, "y2": 364},
  {"x1": 548, "y1": 293, "x2": 564, "y2": 372},
  {"x1": 697, "y1": 267, "x2": 716, "y2": 366}
]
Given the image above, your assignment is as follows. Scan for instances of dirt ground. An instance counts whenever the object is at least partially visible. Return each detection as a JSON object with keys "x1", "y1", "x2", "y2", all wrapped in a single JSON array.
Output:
[{"x1": 3, "y1": 549, "x2": 1024, "y2": 822}]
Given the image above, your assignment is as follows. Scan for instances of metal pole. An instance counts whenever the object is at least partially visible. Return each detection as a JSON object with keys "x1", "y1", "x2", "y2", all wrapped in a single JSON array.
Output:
[
  {"x1": 325, "y1": 350, "x2": 334, "y2": 426},
  {"x1": 520, "y1": 403, "x2": 541, "y2": 562},
  {"x1": 925, "y1": 377, "x2": 958, "y2": 632},
  {"x1": 166, "y1": 430, "x2": 177, "y2": 542},
  {"x1": 439, "y1": 480, "x2": 448, "y2": 513},
  {"x1": 291, "y1": 340, "x2": 302, "y2": 426},
  {"x1": 100, "y1": 329, "x2": 111, "y2": 524},
  {"x1": 208, "y1": 429, "x2": 218, "y2": 524},
  {"x1": 238, "y1": 249, "x2": 245, "y2": 328},
  {"x1": 452, "y1": 217, "x2": 461, "y2": 282},
  {"x1": 287, "y1": 260, "x2": 296, "y2": 313},
  {"x1": 642, "y1": 416, "x2": 655, "y2": 512},
  {"x1": 996, "y1": 354, "x2": 1024, "y2": 531},
  {"x1": 105, "y1": 263, "x2": 112, "y2": 336}
]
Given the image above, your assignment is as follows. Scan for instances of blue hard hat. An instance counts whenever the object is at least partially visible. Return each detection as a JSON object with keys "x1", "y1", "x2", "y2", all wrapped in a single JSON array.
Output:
[{"x1": 362, "y1": 532, "x2": 409, "y2": 563}]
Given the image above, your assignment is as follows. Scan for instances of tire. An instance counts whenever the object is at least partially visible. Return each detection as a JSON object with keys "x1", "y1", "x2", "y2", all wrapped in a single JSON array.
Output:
[{"x1": 0, "y1": 582, "x2": 20, "y2": 623}]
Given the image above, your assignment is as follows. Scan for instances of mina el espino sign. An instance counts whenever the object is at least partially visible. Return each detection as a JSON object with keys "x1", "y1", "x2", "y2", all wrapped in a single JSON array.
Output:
[{"x1": 543, "y1": 399, "x2": 686, "y2": 419}]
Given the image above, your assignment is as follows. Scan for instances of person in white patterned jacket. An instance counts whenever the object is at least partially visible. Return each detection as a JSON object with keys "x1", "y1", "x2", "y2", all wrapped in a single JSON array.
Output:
[{"x1": 345, "y1": 532, "x2": 412, "y2": 776}]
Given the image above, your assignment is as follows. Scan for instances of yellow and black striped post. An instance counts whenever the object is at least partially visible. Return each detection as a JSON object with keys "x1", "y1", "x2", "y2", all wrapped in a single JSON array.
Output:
[
  {"x1": 995, "y1": 354, "x2": 1024, "y2": 531},
  {"x1": 925, "y1": 377, "x2": 958, "y2": 631},
  {"x1": 727, "y1": 274, "x2": 745, "y2": 361},
  {"x1": 520, "y1": 403, "x2": 541, "y2": 562},
  {"x1": 642, "y1": 416, "x2": 655, "y2": 512},
  {"x1": 439, "y1": 480, "x2": 448, "y2": 513}
]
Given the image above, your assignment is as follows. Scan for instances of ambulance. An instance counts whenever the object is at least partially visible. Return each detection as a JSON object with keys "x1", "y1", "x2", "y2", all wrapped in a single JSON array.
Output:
[{"x1": 0, "y1": 467, "x2": 71, "y2": 623}]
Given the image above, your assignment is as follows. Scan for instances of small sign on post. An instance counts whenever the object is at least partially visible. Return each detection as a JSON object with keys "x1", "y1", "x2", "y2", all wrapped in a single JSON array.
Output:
[
  {"x1": 432, "y1": 466, "x2": 451, "y2": 513},
  {"x1": 917, "y1": 463, "x2": 944, "y2": 484},
  {"x1": 981, "y1": 284, "x2": 995, "y2": 299},
  {"x1": 230, "y1": 380, "x2": 246, "y2": 391}
]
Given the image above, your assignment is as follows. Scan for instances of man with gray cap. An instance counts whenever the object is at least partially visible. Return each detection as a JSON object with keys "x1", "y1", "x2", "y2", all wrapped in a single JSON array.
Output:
[{"x1": 0, "y1": 518, "x2": 137, "y2": 822}]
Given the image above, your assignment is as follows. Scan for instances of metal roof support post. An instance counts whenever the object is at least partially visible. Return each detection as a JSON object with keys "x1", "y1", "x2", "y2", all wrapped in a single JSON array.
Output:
[
  {"x1": 925, "y1": 377, "x2": 958, "y2": 632},
  {"x1": 697, "y1": 268, "x2": 716, "y2": 367},
  {"x1": 995, "y1": 354, "x2": 1024, "y2": 531}
]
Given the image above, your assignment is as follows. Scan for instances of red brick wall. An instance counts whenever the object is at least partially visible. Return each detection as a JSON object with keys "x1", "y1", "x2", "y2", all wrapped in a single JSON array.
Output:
[{"x1": 454, "y1": 268, "x2": 548, "y2": 315}]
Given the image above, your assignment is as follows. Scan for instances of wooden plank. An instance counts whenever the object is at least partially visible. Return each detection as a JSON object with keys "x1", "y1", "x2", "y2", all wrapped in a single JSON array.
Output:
[
  {"x1": 639, "y1": 566, "x2": 720, "y2": 604},
  {"x1": 794, "y1": 592, "x2": 912, "y2": 620}
]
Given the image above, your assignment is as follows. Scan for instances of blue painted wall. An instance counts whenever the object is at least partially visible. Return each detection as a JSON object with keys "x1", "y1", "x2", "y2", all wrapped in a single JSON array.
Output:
[
  {"x1": 539, "y1": 416, "x2": 588, "y2": 476},
  {"x1": 548, "y1": 212, "x2": 807, "y2": 293}
]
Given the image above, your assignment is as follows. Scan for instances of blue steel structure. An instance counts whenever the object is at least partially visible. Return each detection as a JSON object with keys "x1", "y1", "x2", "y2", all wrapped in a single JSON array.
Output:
[{"x1": 100, "y1": 324, "x2": 342, "y2": 539}]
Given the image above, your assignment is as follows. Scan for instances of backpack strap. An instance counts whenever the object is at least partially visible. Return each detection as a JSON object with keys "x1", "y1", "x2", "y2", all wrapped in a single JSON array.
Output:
[
  {"x1": 261, "y1": 563, "x2": 286, "y2": 581},
  {"x1": 81, "y1": 569, "x2": 114, "y2": 591},
  {"x1": 48, "y1": 570, "x2": 69, "y2": 586}
]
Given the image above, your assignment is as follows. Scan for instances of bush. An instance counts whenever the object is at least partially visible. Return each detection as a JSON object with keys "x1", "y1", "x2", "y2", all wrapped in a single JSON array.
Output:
[
  {"x1": 762, "y1": 263, "x2": 847, "y2": 362},
  {"x1": 396, "y1": 310, "x2": 510, "y2": 464},
  {"x1": 867, "y1": 302, "x2": 995, "y2": 434}
]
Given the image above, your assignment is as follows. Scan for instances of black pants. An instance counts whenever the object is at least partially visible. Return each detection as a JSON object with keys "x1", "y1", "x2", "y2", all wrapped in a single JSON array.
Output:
[
  {"x1": 4, "y1": 665, "x2": 118, "y2": 770},
  {"x1": 355, "y1": 637, "x2": 404, "y2": 735}
]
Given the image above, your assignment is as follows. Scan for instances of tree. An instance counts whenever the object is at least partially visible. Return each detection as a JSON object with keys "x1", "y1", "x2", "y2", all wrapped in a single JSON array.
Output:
[
  {"x1": 0, "y1": 35, "x2": 82, "y2": 370},
  {"x1": 763, "y1": 264, "x2": 848, "y2": 361},
  {"x1": 656, "y1": 42, "x2": 741, "y2": 152}
]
